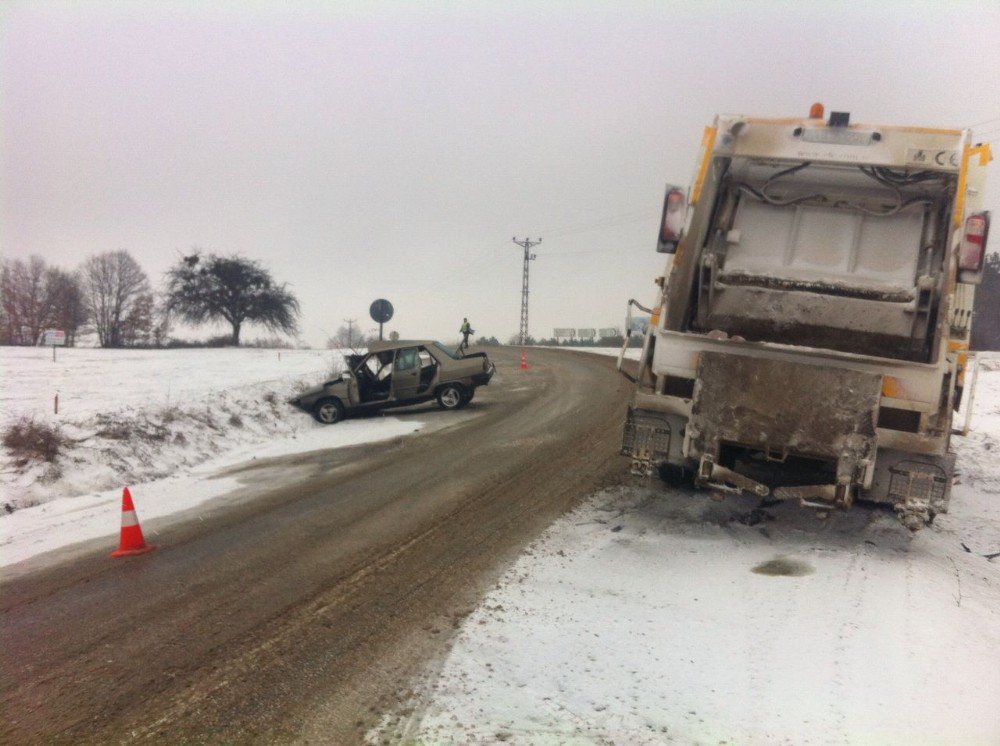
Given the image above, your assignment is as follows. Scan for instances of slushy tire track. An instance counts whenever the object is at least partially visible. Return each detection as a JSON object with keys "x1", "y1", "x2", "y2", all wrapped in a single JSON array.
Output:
[{"x1": 1, "y1": 348, "x2": 633, "y2": 744}]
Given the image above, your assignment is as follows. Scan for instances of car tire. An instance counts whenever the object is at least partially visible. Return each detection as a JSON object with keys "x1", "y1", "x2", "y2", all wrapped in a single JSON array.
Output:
[
  {"x1": 313, "y1": 398, "x2": 345, "y2": 424},
  {"x1": 462, "y1": 387, "x2": 475, "y2": 405},
  {"x1": 436, "y1": 384, "x2": 464, "y2": 411}
]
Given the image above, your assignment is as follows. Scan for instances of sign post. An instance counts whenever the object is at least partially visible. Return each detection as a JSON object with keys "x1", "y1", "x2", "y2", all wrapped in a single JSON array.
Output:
[
  {"x1": 43, "y1": 329, "x2": 66, "y2": 361},
  {"x1": 369, "y1": 299, "x2": 394, "y2": 341}
]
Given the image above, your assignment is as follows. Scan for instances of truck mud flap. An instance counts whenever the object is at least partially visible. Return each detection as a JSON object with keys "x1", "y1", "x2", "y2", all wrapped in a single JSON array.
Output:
[{"x1": 689, "y1": 352, "x2": 881, "y2": 486}]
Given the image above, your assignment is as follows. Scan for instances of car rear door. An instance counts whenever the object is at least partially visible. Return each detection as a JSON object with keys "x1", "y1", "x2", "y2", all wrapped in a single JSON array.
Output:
[{"x1": 392, "y1": 346, "x2": 422, "y2": 401}]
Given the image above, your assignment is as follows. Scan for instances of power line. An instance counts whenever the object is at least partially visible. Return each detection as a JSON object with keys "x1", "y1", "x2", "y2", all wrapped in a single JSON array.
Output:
[
  {"x1": 539, "y1": 209, "x2": 658, "y2": 239},
  {"x1": 512, "y1": 237, "x2": 541, "y2": 344},
  {"x1": 968, "y1": 115, "x2": 1000, "y2": 128},
  {"x1": 972, "y1": 126, "x2": 1000, "y2": 139},
  {"x1": 543, "y1": 245, "x2": 650, "y2": 258}
]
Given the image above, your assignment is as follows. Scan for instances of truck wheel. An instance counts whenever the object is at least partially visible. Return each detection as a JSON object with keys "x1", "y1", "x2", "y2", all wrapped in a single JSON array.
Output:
[
  {"x1": 313, "y1": 398, "x2": 345, "y2": 424},
  {"x1": 436, "y1": 385, "x2": 464, "y2": 410}
]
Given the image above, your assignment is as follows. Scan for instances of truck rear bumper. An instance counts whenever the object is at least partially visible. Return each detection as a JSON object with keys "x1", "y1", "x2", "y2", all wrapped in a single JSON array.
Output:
[
  {"x1": 688, "y1": 351, "x2": 881, "y2": 485},
  {"x1": 623, "y1": 350, "x2": 954, "y2": 528}
]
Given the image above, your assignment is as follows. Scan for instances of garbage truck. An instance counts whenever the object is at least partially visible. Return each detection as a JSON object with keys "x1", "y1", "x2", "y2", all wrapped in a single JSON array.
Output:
[{"x1": 621, "y1": 104, "x2": 992, "y2": 528}]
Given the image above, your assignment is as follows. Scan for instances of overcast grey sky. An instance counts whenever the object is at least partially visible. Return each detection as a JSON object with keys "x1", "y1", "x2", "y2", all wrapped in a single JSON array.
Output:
[{"x1": 3, "y1": 1, "x2": 999, "y2": 346}]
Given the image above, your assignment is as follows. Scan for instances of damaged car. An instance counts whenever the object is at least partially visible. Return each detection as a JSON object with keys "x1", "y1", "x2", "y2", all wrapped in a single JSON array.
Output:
[{"x1": 289, "y1": 340, "x2": 495, "y2": 424}]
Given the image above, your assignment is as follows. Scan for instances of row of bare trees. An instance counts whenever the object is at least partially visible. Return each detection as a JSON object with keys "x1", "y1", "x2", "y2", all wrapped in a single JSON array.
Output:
[
  {"x1": 1, "y1": 251, "x2": 164, "y2": 347},
  {"x1": 2, "y1": 250, "x2": 301, "y2": 348}
]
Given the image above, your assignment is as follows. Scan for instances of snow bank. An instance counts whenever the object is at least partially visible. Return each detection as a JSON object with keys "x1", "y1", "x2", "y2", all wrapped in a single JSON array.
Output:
[
  {"x1": 0, "y1": 415, "x2": 423, "y2": 570},
  {"x1": 0, "y1": 347, "x2": 355, "y2": 511},
  {"x1": 373, "y1": 361, "x2": 1000, "y2": 745},
  {"x1": 0, "y1": 345, "x2": 434, "y2": 568}
]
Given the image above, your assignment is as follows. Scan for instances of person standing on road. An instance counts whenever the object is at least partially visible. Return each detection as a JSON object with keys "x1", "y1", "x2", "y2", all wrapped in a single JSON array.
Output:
[{"x1": 458, "y1": 317, "x2": 474, "y2": 355}]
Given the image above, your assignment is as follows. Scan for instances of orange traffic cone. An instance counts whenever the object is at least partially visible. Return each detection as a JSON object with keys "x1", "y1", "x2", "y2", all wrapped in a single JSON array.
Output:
[
  {"x1": 520, "y1": 352, "x2": 528, "y2": 370},
  {"x1": 110, "y1": 487, "x2": 155, "y2": 557}
]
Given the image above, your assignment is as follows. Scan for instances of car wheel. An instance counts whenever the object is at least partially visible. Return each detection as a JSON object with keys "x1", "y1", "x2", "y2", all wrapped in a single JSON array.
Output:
[
  {"x1": 436, "y1": 384, "x2": 464, "y2": 410},
  {"x1": 461, "y1": 387, "x2": 475, "y2": 405},
  {"x1": 313, "y1": 398, "x2": 345, "y2": 424}
]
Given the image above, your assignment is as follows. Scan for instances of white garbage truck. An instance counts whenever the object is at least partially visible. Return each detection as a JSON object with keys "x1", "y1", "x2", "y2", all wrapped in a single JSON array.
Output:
[{"x1": 622, "y1": 104, "x2": 992, "y2": 528}]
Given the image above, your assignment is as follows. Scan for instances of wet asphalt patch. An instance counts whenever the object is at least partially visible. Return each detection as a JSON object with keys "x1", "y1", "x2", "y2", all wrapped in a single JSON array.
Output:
[{"x1": 752, "y1": 556, "x2": 815, "y2": 576}]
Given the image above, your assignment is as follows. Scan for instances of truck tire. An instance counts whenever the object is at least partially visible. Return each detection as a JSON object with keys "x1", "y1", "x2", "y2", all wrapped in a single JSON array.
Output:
[
  {"x1": 658, "y1": 463, "x2": 692, "y2": 487},
  {"x1": 313, "y1": 398, "x2": 345, "y2": 424}
]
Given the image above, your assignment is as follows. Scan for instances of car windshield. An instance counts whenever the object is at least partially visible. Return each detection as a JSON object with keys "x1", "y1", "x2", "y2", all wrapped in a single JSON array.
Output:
[{"x1": 432, "y1": 342, "x2": 460, "y2": 360}]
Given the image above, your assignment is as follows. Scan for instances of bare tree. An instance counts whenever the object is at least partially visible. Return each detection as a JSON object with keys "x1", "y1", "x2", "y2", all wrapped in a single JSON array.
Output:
[
  {"x1": 328, "y1": 320, "x2": 376, "y2": 350},
  {"x1": 81, "y1": 251, "x2": 151, "y2": 348},
  {"x1": 120, "y1": 292, "x2": 156, "y2": 347},
  {"x1": 151, "y1": 299, "x2": 172, "y2": 348},
  {"x1": 43, "y1": 268, "x2": 88, "y2": 346},
  {"x1": 0, "y1": 259, "x2": 24, "y2": 344},
  {"x1": 1, "y1": 256, "x2": 51, "y2": 345}
]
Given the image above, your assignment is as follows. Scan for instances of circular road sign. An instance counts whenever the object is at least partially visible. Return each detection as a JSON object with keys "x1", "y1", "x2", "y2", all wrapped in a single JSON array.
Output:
[{"x1": 369, "y1": 298, "x2": 394, "y2": 324}]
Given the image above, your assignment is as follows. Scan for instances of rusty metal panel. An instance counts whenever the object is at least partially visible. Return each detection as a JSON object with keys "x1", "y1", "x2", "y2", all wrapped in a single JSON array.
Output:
[{"x1": 689, "y1": 352, "x2": 881, "y2": 467}]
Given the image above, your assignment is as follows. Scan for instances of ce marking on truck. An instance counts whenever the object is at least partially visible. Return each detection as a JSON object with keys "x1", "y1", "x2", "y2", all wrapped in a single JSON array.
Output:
[
  {"x1": 937, "y1": 150, "x2": 960, "y2": 167},
  {"x1": 906, "y1": 148, "x2": 959, "y2": 168}
]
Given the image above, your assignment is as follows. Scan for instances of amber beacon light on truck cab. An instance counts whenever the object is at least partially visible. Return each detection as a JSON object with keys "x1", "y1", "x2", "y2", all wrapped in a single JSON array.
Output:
[{"x1": 621, "y1": 103, "x2": 993, "y2": 529}]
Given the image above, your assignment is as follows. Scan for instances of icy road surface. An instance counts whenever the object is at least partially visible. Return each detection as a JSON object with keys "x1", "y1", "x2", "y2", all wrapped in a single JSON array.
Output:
[
  {"x1": 373, "y1": 358, "x2": 1000, "y2": 745},
  {"x1": 1, "y1": 348, "x2": 636, "y2": 744}
]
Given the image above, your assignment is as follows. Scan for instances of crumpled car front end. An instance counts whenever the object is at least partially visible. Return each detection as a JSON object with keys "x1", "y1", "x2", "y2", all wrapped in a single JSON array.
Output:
[{"x1": 288, "y1": 378, "x2": 341, "y2": 413}]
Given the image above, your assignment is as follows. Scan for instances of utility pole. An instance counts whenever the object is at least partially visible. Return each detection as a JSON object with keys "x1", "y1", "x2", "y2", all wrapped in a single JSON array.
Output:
[
  {"x1": 343, "y1": 318, "x2": 357, "y2": 348},
  {"x1": 512, "y1": 237, "x2": 541, "y2": 345}
]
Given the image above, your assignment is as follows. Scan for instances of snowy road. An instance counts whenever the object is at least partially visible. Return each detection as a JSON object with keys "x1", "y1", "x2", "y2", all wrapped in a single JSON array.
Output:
[
  {"x1": 371, "y1": 358, "x2": 1000, "y2": 745},
  {"x1": 375, "y1": 487, "x2": 999, "y2": 745},
  {"x1": 3, "y1": 348, "x2": 997, "y2": 745},
  {"x1": 0, "y1": 348, "x2": 635, "y2": 744}
]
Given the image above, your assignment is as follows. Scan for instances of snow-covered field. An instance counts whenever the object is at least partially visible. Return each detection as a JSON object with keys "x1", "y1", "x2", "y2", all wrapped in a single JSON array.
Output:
[
  {"x1": 0, "y1": 347, "x2": 338, "y2": 509},
  {"x1": 0, "y1": 346, "x2": 339, "y2": 428},
  {"x1": 373, "y1": 357, "x2": 1000, "y2": 745},
  {"x1": 0, "y1": 347, "x2": 432, "y2": 536}
]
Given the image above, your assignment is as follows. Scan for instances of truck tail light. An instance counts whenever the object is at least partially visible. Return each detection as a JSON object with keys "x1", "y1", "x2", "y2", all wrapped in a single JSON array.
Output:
[
  {"x1": 958, "y1": 212, "x2": 989, "y2": 276},
  {"x1": 657, "y1": 187, "x2": 687, "y2": 254}
]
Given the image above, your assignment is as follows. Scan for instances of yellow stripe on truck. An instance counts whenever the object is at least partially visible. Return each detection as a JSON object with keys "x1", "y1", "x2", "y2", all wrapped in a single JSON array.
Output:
[
  {"x1": 949, "y1": 340, "x2": 969, "y2": 386},
  {"x1": 953, "y1": 143, "x2": 994, "y2": 227},
  {"x1": 691, "y1": 126, "x2": 718, "y2": 204}
]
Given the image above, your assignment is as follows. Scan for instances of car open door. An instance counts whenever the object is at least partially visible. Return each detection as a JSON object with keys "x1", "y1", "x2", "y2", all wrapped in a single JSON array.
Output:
[{"x1": 392, "y1": 346, "x2": 422, "y2": 401}]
